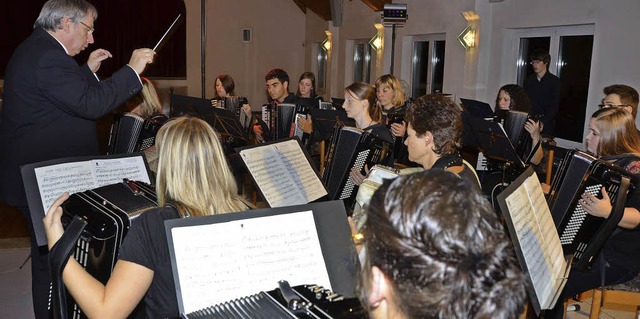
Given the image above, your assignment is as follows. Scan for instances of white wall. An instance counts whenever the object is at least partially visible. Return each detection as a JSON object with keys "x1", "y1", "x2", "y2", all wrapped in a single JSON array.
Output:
[
  {"x1": 183, "y1": 0, "x2": 307, "y2": 109},
  {"x1": 175, "y1": 0, "x2": 640, "y2": 143}
]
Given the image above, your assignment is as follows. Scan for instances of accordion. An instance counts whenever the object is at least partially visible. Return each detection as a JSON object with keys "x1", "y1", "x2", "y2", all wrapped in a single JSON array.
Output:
[
  {"x1": 322, "y1": 126, "x2": 390, "y2": 210},
  {"x1": 262, "y1": 103, "x2": 308, "y2": 140},
  {"x1": 495, "y1": 110, "x2": 532, "y2": 161},
  {"x1": 107, "y1": 113, "x2": 167, "y2": 154},
  {"x1": 185, "y1": 282, "x2": 365, "y2": 319},
  {"x1": 58, "y1": 180, "x2": 157, "y2": 318},
  {"x1": 547, "y1": 150, "x2": 634, "y2": 270}
]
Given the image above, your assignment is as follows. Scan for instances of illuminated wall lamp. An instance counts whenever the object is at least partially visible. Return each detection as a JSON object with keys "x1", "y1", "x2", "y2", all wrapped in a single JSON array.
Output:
[
  {"x1": 457, "y1": 25, "x2": 476, "y2": 50},
  {"x1": 322, "y1": 30, "x2": 332, "y2": 52},
  {"x1": 369, "y1": 23, "x2": 384, "y2": 51}
]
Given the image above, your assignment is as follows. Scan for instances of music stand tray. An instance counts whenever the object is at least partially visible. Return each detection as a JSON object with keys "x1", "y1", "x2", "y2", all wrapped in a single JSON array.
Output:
[{"x1": 467, "y1": 117, "x2": 525, "y2": 168}]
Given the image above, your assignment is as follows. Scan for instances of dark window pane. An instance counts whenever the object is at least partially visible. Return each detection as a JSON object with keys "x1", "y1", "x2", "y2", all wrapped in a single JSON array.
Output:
[
  {"x1": 431, "y1": 40, "x2": 446, "y2": 94},
  {"x1": 411, "y1": 41, "x2": 429, "y2": 98},
  {"x1": 353, "y1": 43, "x2": 371, "y2": 83},
  {"x1": 555, "y1": 35, "x2": 594, "y2": 142},
  {"x1": 517, "y1": 37, "x2": 550, "y2": 86},
  {"x1": 317, "y1": 44, "x2": 327, "y2": 90}
]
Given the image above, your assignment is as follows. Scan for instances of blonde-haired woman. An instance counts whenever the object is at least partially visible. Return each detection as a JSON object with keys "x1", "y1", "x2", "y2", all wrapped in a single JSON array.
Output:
[
  {"x1": 117, "y1": 77, "x2": 168, "y2": 172},
  {"x1": 43, "y1": 117, "x2": 248, "y2": 318},
  {"x1": 375, "y1": 74, "x2": 413, "y2": 165},
  {"x1": 123, "y1": 77, "x2": 165, "y2": 118},
  {"x1": 346, "y1": 82, "x2": 394, "y2": 185},
  {"x1": 547, "y1": 107, "x2": 640, "y2": 318}
]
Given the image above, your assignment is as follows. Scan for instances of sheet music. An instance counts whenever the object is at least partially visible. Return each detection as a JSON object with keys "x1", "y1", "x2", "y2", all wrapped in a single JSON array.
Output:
[
  {"x1": 35, "y1": 156, "x2": 150, "y2": 214},
  {"x1": 239, "y1": 139, "x2": 327, "y2": 207},
  {"x1": 171, "y1": 210, "x2": 332, "y2": 314},
  {"x1": 503, "y1": 174, "x2": 567, "y2": 309}
]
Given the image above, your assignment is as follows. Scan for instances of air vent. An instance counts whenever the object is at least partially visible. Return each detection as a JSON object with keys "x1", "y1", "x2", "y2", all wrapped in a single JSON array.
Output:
[{"x1": 242, "y1": 28, "x2": 252, "y2": 43}]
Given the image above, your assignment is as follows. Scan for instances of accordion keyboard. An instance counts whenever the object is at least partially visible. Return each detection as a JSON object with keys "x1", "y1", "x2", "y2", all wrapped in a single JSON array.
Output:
[
  {"x1": 340, "y1": 149, "x2": 371, "y2": 200},
  {"x1": 559, "y1": 184, "x2": 601, "y2": 246}
]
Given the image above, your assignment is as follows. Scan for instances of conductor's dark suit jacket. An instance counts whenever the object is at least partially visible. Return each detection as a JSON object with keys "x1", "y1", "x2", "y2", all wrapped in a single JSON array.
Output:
[{"x1": 0, "y1": 27, "x2": 142, "y2": 208}]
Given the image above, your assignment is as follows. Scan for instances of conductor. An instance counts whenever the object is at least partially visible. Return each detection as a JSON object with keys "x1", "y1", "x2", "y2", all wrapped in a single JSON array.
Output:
[{"x1": 0, "y1": 0, "x2": 155, "y2": 317}]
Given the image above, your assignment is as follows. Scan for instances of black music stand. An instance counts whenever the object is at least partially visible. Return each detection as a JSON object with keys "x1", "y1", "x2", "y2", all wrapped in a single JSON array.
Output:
[
  {"x1": 169, "y1": 93, "x2": 212, "y2": 118},
  {"x1": 331, "y1": 97, "x2": 345, "y2": 109},
  {"x1": 460, "y1": 97, "x2": 493, "y2": 118},
  {"x1": 460, "y1": 98, "x2": 494, "y2": 150},
  {"x1": 467, "y1": 117, "x2": 524, "y2": 169},
  {"x1": 201, "y1": 107, "x2": 249, "y2": 144},
  {"x1": 310, "y1": 108, "x2": 355, "y2": 142}
]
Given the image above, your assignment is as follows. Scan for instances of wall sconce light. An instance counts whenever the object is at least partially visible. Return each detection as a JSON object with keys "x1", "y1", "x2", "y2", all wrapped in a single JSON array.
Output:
[
  {"x1": 322, "y1": 30, "x2": 332, "y2": 52},
  {"x1": 458, "y1": 11, "x2": 479, "y2": 50},
  {"x1": 457, "y1": 25, "x2": 476, "y2": 49},
  {"x1": 369, "y1": 23, "x2": 384, "y2": 51}
]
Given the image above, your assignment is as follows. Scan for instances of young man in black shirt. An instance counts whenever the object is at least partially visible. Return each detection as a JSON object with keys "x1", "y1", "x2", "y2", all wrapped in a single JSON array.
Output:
[{"x1": 523, "y1": 49, "x2": 562, "y2": 136}]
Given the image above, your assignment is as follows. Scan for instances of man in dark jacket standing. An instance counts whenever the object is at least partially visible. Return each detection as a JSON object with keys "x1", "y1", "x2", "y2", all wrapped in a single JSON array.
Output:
[
  {"x1": 0, "y1": 0, "x2": 155, "y2": 317},
  {"x1": 524, "y1": 49, "x2": 562, "y2": 136}
]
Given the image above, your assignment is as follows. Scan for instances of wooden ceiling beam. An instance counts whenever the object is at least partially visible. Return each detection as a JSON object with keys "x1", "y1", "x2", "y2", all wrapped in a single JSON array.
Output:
[
  {"x1": 360, "y1": 0, "x2": 391, "y2": 12},
  {"x1": 292, "y1": 0, "x2": 307, "y2": 14}
]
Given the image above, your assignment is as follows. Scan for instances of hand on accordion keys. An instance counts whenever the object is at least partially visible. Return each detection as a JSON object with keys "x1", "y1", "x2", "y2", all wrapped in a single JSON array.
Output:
[
  {"x1": 390, "y1": 121, "x2": 406, "y2": 138},
  {"x1": 349, "y1": 164, "x2": 370, "y2": 186},
  {"x1": 524, "y1": 118, "x2": 543, "y2": 142},
  {"x1": 580, "y1": 187, "x2": 612, "y2": 218}
]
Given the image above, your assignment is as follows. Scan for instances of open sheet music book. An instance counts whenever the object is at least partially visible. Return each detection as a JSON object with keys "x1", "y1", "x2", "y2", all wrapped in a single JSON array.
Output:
[
  {"x1": 496, "y1": 166, "x2": 571, "y2": 315},
  {"x1": 165, "y1": 200, "x2": 357, "y2": 316},
  {"x1": 237, "y1": 138, "x2": 328, "y2": 207},
  {"x1": 21, "y1": 153, "x2": 152, "y2": 246}
]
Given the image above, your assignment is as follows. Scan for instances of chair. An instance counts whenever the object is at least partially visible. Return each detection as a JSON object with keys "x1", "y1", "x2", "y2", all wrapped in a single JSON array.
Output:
[{"x1": 588, "y1": 276, "x2": 640, "y2": 319}]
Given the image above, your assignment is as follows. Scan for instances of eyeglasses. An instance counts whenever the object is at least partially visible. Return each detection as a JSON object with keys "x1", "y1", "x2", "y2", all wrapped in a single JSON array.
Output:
[
  {"x1": 598, "y1": 103, "x2": 630, "y2": 109},
  {"x1": 78, "y1": 21, "x2": 95, "y2": 34},
  {"x1": 530, "y1": 60, "x2": 543, "y2": 65}
]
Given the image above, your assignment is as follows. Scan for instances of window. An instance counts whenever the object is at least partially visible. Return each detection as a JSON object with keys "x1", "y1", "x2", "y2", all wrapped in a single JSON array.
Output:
[
  {"x1": 516, "y1": 25, "x2": 594, "y2": 143},
  {"x1": 353, "y1": 41, "x2": 372, "y2": 83},
  {"x1": 316, "y1": 43, "x2": 328, "y2": 91},
  {"x1": 402, "y1": 34, "x2": 446, "y2": 99}
]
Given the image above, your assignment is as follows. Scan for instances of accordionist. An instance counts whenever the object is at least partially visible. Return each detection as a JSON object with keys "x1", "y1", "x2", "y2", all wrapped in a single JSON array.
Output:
[{"x1": 545, "y1": 107, "x2": 640, "y2": 318}]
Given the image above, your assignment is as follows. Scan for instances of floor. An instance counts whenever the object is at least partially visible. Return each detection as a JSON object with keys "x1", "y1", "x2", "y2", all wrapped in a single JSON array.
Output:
[
  {"x1": 0, "y1": 201, "x2": 638, "y2": 319},
  {"x1": 0, "y1": 204, "x2": 34, "y2": 318}
]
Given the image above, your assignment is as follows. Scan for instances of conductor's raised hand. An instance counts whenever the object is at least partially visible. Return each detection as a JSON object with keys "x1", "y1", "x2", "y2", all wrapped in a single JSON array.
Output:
[
  {"x1": 43, "y1": 192, "x2": 70, "y2": 250},
  {"x1": 87, "y1": 49, "x2": 113, "y2": 73},
  {"x1": 129, "y1": 48, "x2": 156, "y2": 75}
]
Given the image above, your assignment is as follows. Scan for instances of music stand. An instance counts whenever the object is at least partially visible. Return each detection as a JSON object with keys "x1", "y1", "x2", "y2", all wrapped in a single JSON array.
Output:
[
  {"x1": 201, "y1": 107, "x2": 250, "y2": 144},
  {"x1": 467, "y1": 117, "x2": 525, "y2": 169},
  {"x1": 460, "y1": 97, "x2": 494, "y2": 118},
  {"x1": 310, "y1": 108, "x2": 355, "y2": 142},
  {"x1": 169, "y1": 93, "x2": 213, "y2": 118},
  {"x1": 331, "y1": 97, "x2": 345, "y2": 109}
]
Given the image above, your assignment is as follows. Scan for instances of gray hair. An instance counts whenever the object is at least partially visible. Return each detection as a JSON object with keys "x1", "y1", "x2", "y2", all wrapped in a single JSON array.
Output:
[{"x1": 34, "y1": 0, "x2": 97, "y2": 31}]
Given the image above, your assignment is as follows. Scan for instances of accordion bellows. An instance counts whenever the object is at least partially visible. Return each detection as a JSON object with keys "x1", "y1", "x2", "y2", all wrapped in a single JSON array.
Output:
[{"x1": 108, "y1": 113, "x2": 166, "y2": 154}]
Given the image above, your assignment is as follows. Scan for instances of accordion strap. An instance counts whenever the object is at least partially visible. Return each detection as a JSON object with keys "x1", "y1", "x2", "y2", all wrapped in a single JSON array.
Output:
[{"x1": 48, "y1": 216, "x2": 87, "y2": 319}]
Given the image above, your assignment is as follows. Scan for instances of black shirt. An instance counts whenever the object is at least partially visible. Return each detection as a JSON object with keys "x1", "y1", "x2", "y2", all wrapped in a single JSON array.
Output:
[
  {"x1": 601, "y1": 154, "x2": 640, "y2": 272},
  {"x1": 118, "y1": 206, "x2": 181, "y2": 318},
  {"x1": 523, "y1": 71, "x2": 561, "y2": 135}
]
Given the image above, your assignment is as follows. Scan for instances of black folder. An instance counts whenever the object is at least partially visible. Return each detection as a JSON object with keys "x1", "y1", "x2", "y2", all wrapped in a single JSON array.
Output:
[{"x1": 165, "y1": 200, "x2": 358, "y2": 316}]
